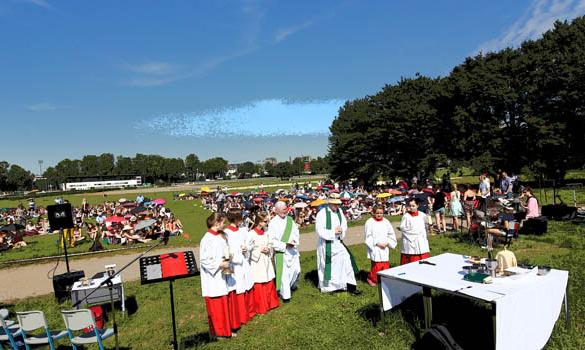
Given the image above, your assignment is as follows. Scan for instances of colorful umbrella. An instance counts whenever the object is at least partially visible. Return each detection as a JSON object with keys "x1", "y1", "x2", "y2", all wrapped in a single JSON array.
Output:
[
  {"x1": 134, "y1": 219, "x2": 156, "y2": 231},
  {"x1": 105, "y1": 216, "x2": 126, "y2": 223},
  {"x1": 340, "y1": 191, "x2": 353, "y2": 199},
  {"x1": 388, "y1": 196, "x2": 408, "y2": 203},
  {"x1": 387, "y1": 189, "x2": 403, "y2": 195},
  {"x1": 253, "y1": 197, "x2": 264, "y2": 203},
  {"x1": 376, "y1": 193, "x2": 392, "y2": 198},
  {"x1": 152, "y1": 198, "x2": 166, "y2": 205},
  {"x1": 310, "y1": 199, "x2": 326, "y2": 207}
]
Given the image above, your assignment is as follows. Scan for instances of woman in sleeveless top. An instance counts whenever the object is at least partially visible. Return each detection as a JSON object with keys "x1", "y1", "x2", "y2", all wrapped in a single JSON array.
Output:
[
  {"x1": 449, "y1": 184, "x2": 463, "y2": 231},
  {"x1": 462, "y1": 185, "x2": 477, "y2": 229}
]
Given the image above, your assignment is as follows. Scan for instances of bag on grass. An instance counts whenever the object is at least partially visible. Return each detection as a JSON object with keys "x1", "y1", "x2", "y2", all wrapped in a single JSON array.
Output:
[{"x1": 413, "y1": 324, "x2": 464, "y2": 350}]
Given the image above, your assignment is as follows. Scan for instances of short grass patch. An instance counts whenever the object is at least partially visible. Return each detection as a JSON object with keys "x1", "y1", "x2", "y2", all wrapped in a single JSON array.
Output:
[{"x1": 3, "y1": 220, "x2": 583, "y2": 349}]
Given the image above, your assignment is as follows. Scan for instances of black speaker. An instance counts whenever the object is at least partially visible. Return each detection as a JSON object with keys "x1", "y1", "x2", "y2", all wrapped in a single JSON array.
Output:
[
  {"x1": 47, "y1": 203, "x2": 74, "y2": 231},
  {"x1": 53, "y1": 271, "x2": 85, "y2": 303}
]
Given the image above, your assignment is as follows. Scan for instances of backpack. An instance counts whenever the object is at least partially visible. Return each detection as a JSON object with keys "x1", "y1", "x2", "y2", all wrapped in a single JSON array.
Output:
[{"x1": 413, "y1": 324, "x2": 464, "y2": 350}]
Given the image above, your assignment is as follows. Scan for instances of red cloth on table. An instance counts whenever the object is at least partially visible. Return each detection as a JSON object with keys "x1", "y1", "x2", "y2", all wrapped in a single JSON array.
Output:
[
  {"x1": 368, "y1": 261, "x2": 390, "y2": 284},
  {"x1": 251, "y1": 280, "x2": 279, "y2": 314},
  {"x1": 204, "y1": 295, "x2": 231, "y2": 337},
  {"x1": 227, "y1": 291, "x2": 250, "y2": 328},
  {"x1": 400, "y1": 252, "x2": 430, "y2": 265}
]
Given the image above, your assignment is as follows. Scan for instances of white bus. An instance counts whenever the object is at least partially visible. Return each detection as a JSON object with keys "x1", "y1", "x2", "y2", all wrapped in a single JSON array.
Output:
[{"x1": 62, "y1": 176, "x2": 143, "y2": 191}]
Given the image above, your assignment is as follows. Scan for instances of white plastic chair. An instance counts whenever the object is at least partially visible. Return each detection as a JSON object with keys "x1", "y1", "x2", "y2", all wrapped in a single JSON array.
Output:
[
  {"x1": 16, "y1": 311, "x2": 67, "y2": 350},
  {"x1": 0, "y1": 310, "x2": 22, "y2": 350},
  {"x1": 61, "y1": 309, "x2": 114, "y2": 350}
]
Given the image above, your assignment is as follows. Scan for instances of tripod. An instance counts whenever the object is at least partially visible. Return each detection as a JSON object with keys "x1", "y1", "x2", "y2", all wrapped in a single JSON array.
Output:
[{"x1": 72, "y1": 237, "x2": 169, "y2": 350}]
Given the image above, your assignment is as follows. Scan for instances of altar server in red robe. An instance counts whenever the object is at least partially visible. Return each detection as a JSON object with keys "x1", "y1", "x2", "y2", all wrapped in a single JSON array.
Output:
[
  {"x1": 364, "y1": 205, "x2": 397, "y2": 285},
  {"x1": 399, "y1": 198, "x2": 431, "y2": 265},
  {"x1": 200, "y1": 213, "x2": 234, "y2": 338}
]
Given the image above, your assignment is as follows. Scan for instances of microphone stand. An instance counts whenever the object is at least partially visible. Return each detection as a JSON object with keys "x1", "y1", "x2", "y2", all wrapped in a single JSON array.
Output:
[{"x1": 72, "y1": 235, "x2": 169, "y2": 350}]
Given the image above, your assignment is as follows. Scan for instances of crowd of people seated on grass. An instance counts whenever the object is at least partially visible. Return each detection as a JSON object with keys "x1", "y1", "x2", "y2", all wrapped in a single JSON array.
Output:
[{"x1": 0, "y1": 195, "x2": 185, "y2": 253}]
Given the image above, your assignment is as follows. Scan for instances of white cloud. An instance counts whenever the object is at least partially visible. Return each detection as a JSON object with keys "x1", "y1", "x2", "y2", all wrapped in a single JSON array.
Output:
[
  {"x1": 476, "y1": 0, "x2": 585, "y2": 54},
  {"x1": 125, "y1": 62, "x2": 174, "y2": 75},
  {"x1": 136, "y1": 98, "x2": 346, "y2": 137},
  {"x1": 274, "y1": 20, "x2": 313, "y2": 43},
  {"x1": 26, "y1": 102, "x2": 57, "y2": 112},
  {"x1": 19, "y1": 0, "x2": 51, "y2": 9}
]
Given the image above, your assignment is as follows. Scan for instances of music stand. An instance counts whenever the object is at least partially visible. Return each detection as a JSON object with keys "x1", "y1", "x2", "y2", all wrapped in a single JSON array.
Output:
[
  {"x1": 72, "y1": 237, "x2": 169, "y2": 350},
  {"x1": 139, "y1": 251, "x2": 199, "y2": 350}
]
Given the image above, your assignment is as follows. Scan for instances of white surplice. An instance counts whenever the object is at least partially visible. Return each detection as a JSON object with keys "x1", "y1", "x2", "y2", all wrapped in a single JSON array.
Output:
[
  {"x1": 315, "y1": 207, "x2": 356, "y2": 292},
  {"x1": 199, "y1": 231, "x2": 231, "y2": 297},
  {"x1": 248, "y1": 228, "x2": 275, "y2": 283},
  {"x1": 364, "y1": 217, "x2": 397, "y2": 262},
  {"x1": 268, "y1": 215, "x2": 301, "y2": 299},
  {"x1": 225, "y1": 225, "x2": 254, "y2": 293},
  {"x1": 399, "y1": 212, "x2": 430, "y2": 255}
]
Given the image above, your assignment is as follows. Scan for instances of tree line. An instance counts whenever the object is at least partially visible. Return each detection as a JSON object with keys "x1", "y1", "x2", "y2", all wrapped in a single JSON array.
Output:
[
  {"x1": 329, "y1": 17, "x2": 585, "y2": 184},
  {"x1": 0, "y1": 154, "x2": 330, "y2": 191}
]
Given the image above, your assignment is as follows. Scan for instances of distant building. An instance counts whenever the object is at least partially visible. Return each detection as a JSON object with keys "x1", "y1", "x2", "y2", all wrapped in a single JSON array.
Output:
[{"x1": 264, "y1": 157, "x2": 277, "y2": 165}]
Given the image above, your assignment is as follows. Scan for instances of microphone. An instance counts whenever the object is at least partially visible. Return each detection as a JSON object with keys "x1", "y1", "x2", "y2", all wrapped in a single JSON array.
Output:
[{"x1": 162, "y1": 230, "x2": 171, "y2": 246}]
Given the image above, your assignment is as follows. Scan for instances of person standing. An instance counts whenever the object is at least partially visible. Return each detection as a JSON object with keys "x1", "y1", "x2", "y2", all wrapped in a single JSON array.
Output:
[
  {"x1": 500, "y1": 171, "x2": 513, "y2": 198},
  {"x1": 364, "y1": 205, "x2": 397, "y2": 286},
  {"x1": 199, "y1": 213, "x2": 233, "y2": 338},
  {"x1": 431, "y1": 185, "x2": 447, "y2": 233},
  {"x1": 449, "y1": 184, "x2": 463, "y2": 232},
  {"x1": 268, "y1": 201, "x2": 301, "y2": 302},
  {"x1": 315, "y1": 193, "x2": 360, "y2": 294},
  {"x1": 479, "y1": 174, "x2": 491, "y2": 211},
  {"x1": 248, "y1": 212, "x2": 279, "y2": 314},
  {"x1": 399, "y1": 198, "x2": 431, "y2": 264},
  {"x1": 224, "y1": 209, "x2": 255, "y2": 327}
]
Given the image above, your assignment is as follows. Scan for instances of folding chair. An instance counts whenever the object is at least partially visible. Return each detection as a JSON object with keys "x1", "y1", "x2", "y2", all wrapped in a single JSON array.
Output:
[
  {"x1": 0, "y1": 310, "x2": 22, "y2": 350},
  {"x1": 16, "y1": 311, "x2": 68, "y2": 350},
  {"x1": 61, "y1": 309, "x2": 114, "y2": 350}
]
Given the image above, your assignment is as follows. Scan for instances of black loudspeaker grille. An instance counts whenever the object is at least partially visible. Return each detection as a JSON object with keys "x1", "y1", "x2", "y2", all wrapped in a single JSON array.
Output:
[{"x1": 53, "y1": 271, "x2": 85, "y2": 303}]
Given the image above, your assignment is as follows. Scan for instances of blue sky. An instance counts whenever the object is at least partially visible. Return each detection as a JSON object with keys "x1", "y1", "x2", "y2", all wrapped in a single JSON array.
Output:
[{"x1": 1, "y1": 0, "x2": 585, "y2": 173}]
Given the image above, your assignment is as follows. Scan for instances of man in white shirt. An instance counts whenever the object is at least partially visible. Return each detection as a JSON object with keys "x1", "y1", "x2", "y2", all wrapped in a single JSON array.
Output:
[
  {"x1": 268, "y1": 201, "x2": 301, "y2": 302},
  {"x1": 364, "y1": 205, "x2": 397, "y2": 286},
  {"x1": 315, "y1": 193, "x2": 360, "y2": 294}
]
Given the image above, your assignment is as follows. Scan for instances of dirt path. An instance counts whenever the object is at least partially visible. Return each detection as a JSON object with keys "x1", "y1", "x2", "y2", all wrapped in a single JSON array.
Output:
[{"x1": 0, "y1": 223, "x2": 401, "y2": 301}]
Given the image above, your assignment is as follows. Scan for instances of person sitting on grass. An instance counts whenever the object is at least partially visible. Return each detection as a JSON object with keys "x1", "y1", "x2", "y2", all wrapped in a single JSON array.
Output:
[
  {"x1": 399, "y1": 198, "x2": 431, "y2": 264},
  {"x1": 364, "y1": 205, "x2": 397, "y2": 286}
]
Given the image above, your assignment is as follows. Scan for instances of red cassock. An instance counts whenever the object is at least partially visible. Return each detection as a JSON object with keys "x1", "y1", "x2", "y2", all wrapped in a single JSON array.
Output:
[
  {"x1": 227, "y1": 291, "x2": 251, "y2": 329},
  {"x1": 251, "y1": 280, "x2": 279, "y2": 314},
  {"x1": 204, "y1": 295, "x2": 231, "y2": 337},
  {"x1": 368, "y1": 261, "x2": 390, "y2": 284},
  {"x1": 245, "y1": 289, "x2": 256, "y2": 319},
  {"x1": 400, "y1": 252, "x2": 430, "y2": 265}
]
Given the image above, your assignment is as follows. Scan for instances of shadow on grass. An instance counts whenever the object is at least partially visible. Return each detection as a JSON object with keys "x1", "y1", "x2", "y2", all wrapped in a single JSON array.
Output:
[
  {"x1": 181, "y1": 331, "x2": 216, "y2": 349},
  {"x1": 356, "y1": 270, "x2": 369, "y2": 283},
  {"x1": 304, "y1": 269, "x2": 319, "y2": 288},
  {"x1": 125, "y1": 296, "x2": 139, "y2": 316},
  {"x1": 378, "y1": 293, "x2": 495, "y2": 350},
  {"x1": 356, "y1": 303, "x2": 380, "y2": 327}
]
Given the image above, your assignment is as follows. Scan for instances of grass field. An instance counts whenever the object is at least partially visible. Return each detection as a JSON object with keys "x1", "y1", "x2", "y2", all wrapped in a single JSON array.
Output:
[{"x1": 2, "y1": 219, "x2": 583, "y2": 349}]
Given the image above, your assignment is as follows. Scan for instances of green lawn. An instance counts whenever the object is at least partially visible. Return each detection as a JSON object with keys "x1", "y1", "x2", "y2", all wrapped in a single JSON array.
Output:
[{"x1": 3, "y1": 220, "x2": 583, "y2": 349}]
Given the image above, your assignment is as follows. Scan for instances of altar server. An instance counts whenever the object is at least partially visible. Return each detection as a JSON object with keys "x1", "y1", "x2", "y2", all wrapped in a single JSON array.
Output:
[
  {"x1": 268, "y1": 201, "x2": 301, "y2": 302},
  {"x1": 249, "y1": 212, "x2": 279, "y2": 314},
  {"x1": 399, "y1": 198, "x2": 431, "y2": 264},
  {"x1": 224, "y1": 209, "x2": 255, "y2": 327},
  {"x1": 199, "y1": 213, "x2": 233, "y2": 338},
  {"x1": 315, "y1": 193, "x2": 360, "y2": 294},
  {"x1": 364, "y1": 205, "x2": 397, "y2": 285}
]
